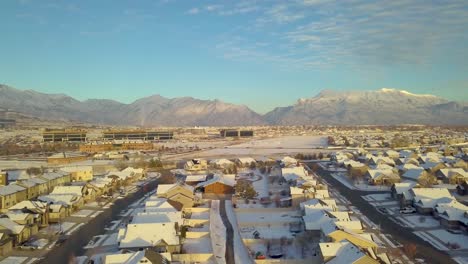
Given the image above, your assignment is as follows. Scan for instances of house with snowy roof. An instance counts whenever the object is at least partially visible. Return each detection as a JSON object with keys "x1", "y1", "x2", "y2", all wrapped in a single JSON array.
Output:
[
  {"x1": 434, "y1": 200, "x2": 468, "y2": 230},
  {"x1": 436, "y1": 168, "x2": 468, "y2": 184},
  {"x1": 319, "y1": 241, "x2": 379, "y2": 264},
  {"x1": 365, "y1": 169, "x2": 400, "y2": 185},
  {"x1": 118, "y1": 222, "x2": 181, "y2": 253}
]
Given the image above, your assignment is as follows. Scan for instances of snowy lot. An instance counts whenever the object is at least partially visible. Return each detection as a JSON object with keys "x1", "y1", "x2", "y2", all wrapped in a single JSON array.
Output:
[
  {"x1": 183, "y1": 236, "x2": 213, "y2": 253},
  {"x1": 197, "y1": 136, "x2": 328, "y2": 156},
  {"x1": 210, "y1": 200, "x2": 226, "y2": 264},
  {"x1": 428, "y1": 230, "x2": 468, "y2": 249},
  {"x1": 72, "y1": 209, "x2": 95, "y2": 218},
  {"x1": 396, "y1": 215, "x2": 440, "y2": 229}
]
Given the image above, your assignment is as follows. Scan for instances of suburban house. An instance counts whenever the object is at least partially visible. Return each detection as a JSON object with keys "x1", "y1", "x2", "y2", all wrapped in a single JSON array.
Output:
[
  {"x1": 434, "y1": 200, "x2": 468, "y2": 230},
  {"x1": 48, "y1": 204, "x2": 68, "y2": 223},
  {"x1": 0, "y1": 218, "x2": 30, "y2": 246},
  {"x1": 39, "y1": 171, "x2": 72, "y2": 193},
  {"x1": 0, "y1": 184, "x2": 27, "y2": 211},
  {"x1": 457, "y1": 180, "x2": 468, "y2": 196},
  {"x1": 209, "y1": 159, "x2": 234, "y2": 169},
  {"x1": 390, "y1": 182, "x2": 417, "y2": 207},
  {"x1": 410, "y1": 188, "x2": 454, "y2": 214},
  {"x1": 184, "y1": 159, "x2": 207, "y2": 171},
  {"x1": 101, "y1": 250, "x2": 171, "y2": 264},
  {"x1": 6, "y1": 211, "x2": 39, "y2": 237},
  {"x1": 196, "y1": 174, "x2": 235, "y2": 195},
  {"x1": 366, "y1": 169, "x2": 400, "y2": 185},
  {"x1": 156, "y1": 183, "x2": 195, "y2": 208},
  {"x1": 38, "y1": 194, "x2": 84, "y2": 213},
  {"x1": 117, "y1": 222, "x2": 181, "y2": 253},
  {"x1": 60, "y1": 166, "x2": 94, "y2": 182},
  {"x1": 319, "y1": 241, "x2": 379, "y2": 264},
  {"x1": 8, "y1": 200, "x2": 49, "y2": 228},
  {"x1": 401, "y1": 168, "x2": 428, "y2": 182},
  {"x1": 436, "y1": 168, "x2": 468, "y2": 184},
  {"x1": 51, "y1": 185, "x2": 95, "y2": 203}
]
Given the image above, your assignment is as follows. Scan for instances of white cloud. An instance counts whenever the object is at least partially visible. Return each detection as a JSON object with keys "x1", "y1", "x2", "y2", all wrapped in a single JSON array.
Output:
[{"x1": 187, "y1": 7, "x2": 199, "y2": 15}]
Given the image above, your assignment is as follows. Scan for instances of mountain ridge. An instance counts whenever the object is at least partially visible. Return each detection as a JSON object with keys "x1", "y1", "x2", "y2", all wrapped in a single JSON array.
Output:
[{"x1": 0, "y1": 84, "x2": 467, "y2": 126}]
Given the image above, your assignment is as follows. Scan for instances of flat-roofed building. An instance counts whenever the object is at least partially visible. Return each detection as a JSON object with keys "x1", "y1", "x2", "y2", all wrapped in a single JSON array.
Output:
[
  {"x1": 42, "y1": 129, "x2": 87, "y2": 142},
  {"x1": 103, "y1": 130, "x2": 173, "y2": 141},
  {"x1": 220, "y1": 129, "x2": 254, "y2": 137}
]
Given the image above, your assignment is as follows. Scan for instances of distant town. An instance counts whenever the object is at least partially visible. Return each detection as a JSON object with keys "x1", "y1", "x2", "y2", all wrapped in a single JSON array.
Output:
[{"x1": 0, "y1": 123, "x2": 466, "y2": 264}]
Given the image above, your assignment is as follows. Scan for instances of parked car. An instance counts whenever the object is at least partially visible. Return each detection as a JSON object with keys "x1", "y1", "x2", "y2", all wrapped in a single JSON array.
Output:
[{"x1": 399, "y1": 207, "x2": 416, "y2": 214}]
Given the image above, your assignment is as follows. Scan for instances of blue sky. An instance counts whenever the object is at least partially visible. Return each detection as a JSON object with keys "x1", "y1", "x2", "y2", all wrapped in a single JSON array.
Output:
[{"x1": 1, "y1": 0, "x2": 467, "y2": 113}]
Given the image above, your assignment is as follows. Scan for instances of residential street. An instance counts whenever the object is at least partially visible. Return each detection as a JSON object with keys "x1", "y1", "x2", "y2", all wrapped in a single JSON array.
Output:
[
  {"x1": 308, "y1": 163, "x2": 457, "y2": 264},
  {"x1": 37, "y1": 178, "x2": 159, "y2": 264}
]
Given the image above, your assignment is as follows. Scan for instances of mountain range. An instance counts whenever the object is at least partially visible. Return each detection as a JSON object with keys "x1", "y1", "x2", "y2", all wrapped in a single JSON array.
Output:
[{"x1": 1, "y1": 84, "x2": 467, "y2": 126}]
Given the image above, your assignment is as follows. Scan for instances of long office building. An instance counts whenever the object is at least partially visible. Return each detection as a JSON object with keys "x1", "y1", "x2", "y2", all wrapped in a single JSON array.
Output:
[
  {"x1": 42, "y1": 130, "x2": 87, "y2": 142},
  {"x1": 103, "y1": 130, "x2": 173, "y2": 141},
  {"x1": 220, "y1": 129, "x2": 254, "y2": 138}
]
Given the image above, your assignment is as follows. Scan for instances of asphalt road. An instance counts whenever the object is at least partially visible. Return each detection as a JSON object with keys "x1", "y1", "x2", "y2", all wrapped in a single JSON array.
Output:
[
  {"x1": 309, "y1": 163, "x2": 456, "y2": 264},
  {"x1": 218, "y1": 199, "x2": 235, "y2": 264},
  {"x1": 38, "y1": 179, "x2": 159, "y2": 264}
]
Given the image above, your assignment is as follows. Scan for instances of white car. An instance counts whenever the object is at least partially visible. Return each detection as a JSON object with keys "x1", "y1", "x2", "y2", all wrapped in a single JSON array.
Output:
[{"x1": 399, "y1": 207, "x2": 416, "y2": 214}]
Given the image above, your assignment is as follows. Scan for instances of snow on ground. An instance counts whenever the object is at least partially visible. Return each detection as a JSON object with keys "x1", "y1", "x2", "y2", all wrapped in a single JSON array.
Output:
[
  {"x1": 330, "y1": 173, "x2": 390, "y2": 192},
  {"x1": 72, "y1": 209, "x2": 95, "y2": 218},
  {"x1": 428, "y1": 230, "x2": 468, "y2": 249},
  {"x1": 0, "y1": 257, "x2": 28, "y2": 264},
  {"x1": 251, "y1": 173, "x2": 269, "y2": 199},
  {"x1": 225, "y1": 201, "x2": 254, "y2": 264},
  {"x1": 183, "y1": 236, "x2": 213, "y2": 253},
  {"x1": 236, "y1": 211, "x2": 301, "y2": 224},
  {"x1": 240, "y1": 226, "x2": 296, "y2": 239},
  {"x1": 66, "y1": 223, "x2": 84, "y2": 235},
  {"x1": 363, "y1": 193, "x2": 392, "y2": 202},
  {"x1": 397, "y1": 215, "x2": 440, "y2": 228},
  {"x1": 413, "y1": 231, "x2": 449, "y2": 251},
  {"x1": 102, "y1": 233, "x2": 118, "y2": 246},
  {"x1": 197, "y1": 136, "x2": 327, "y2": 156},
  {"x1": 210, "y1": 200, "x2": 226, "y2": 264}
]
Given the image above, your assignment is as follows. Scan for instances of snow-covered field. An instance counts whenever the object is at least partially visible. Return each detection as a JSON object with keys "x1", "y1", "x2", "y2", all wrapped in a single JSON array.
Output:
[
  {"x1": 428, "y1": 230, "x2": 468, "y2": 249},
  {"x1": 396, "y1": 215, "x2": 441, "y2": 228},
  {"x1": 197, "y1": 136, "x2": 328, "y2": 156}
]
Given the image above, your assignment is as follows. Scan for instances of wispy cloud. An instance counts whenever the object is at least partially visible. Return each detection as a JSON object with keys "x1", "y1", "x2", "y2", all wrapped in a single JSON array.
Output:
[
  {"x1": 214, "y1": 0, "x2": 468, "y2": 70},
  {"x1": 187, "y1": 7, "x2": 199, "y2": 15}
]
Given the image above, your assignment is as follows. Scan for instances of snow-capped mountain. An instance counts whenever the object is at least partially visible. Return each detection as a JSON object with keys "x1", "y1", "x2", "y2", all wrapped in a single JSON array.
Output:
[
  {"x1": 264, "y1": 88, "x2": 468, "y2": 125},
  {"x1": 1, "y1": 85, "x2": 467, "y2": 126}
]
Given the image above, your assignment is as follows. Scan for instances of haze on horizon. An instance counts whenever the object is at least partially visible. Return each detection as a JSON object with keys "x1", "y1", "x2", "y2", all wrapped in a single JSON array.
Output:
[{"x1": 1, "y1": 0, "x2": 467, "y2": 113}]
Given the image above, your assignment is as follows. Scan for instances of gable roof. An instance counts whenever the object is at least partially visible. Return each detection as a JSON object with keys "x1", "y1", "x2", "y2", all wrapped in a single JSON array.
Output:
[{"x1": 119, "y1": 222, "x2": 179, "y2": 248}]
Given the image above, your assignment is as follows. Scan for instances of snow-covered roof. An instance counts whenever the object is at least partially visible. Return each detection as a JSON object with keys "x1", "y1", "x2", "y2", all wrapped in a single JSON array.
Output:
[
  {"x1": 196, "y1": 174, "x2": 235, "y2": 188},
  {"x1": 185, "y1": 175, "x2": 207, "y2": 182},
  {"x1": 8, "y1": 200, "x2": 48, "y2": 213},
  {"x1": 119, "y1": 222, "x2": 179, "y2": 248},
  {"x1": 439, "y1": 168, "x2": 468, "y2": 179},
  {"x1": 326, "y1": 242, "x2": 368, "y2": 264},
  {"x1": 435, "y1": 200, "x2": 468, "y2": 225},
  {"x1": 132, "y1": 212, "x2": 183, "y2": 226},
  {"x1": 0, "y1": 184, "x2": 26, "y2": 196},
  {"x1": 367, "y1": 169, "x2": 399, "y2": 180},
  {"x1": 103, "y1": 251, "x2": 147, "y2": 264},
  {"x1": 402, "y1": 168, "x2": 426, "y2": 180},
  {"x1": 51, "y1": 186, "x2": 84, "y2": 196},
  {"x1": 38, "y1": 194, "x2": 81, "y2": 206},
  {"x1": 281, "y1": 166, "x2": 308, "y2": 182},
  {"x1": 0, "y1": 218, "x2": 25, "y2": 234}
]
